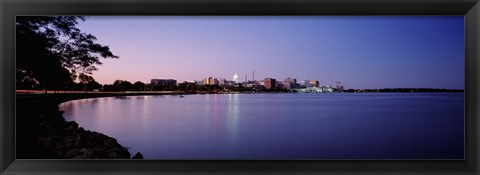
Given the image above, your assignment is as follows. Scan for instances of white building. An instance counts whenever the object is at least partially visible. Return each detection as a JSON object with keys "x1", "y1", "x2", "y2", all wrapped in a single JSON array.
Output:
[{"x1": 232, "y1": 73, "x2": 240, "y2": 83}]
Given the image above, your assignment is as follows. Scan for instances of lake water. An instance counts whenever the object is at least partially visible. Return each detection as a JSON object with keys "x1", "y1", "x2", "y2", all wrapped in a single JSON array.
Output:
[{"x1": 59, "y1": 93, "x2": 464, "y2": 159}]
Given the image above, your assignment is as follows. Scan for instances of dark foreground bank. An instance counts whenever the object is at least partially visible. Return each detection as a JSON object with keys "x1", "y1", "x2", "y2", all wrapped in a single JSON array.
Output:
[{"x1": 15, "y1": 93, "x2": 159, "y2": 159}]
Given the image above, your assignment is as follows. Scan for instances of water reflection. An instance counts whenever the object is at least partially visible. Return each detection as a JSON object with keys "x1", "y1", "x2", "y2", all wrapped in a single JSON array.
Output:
[
  {"x1": 212, "y1": 94, "x2": 218, "y2": 129},
  {"x1": 136, "y1": 96, "x2": 147, "y2": 100},
  {"x1": 59, "y1": 93, "x2": 465, "y2": 159},
  {"x1": 152, "y1": 95, "x2": 165, "y2": 98},
  {"x1": 203, "y1": 95, "x2": 211, "y2": 131},
  {"x1": 227, "y1": 94, "x2": 240, "y2": 147},
  {"x1": 267, "y1": 95, "x2": 277, "y2": 142},
  {"x1": 114, "y1": 96, "x2": 130, "y2": 100}
]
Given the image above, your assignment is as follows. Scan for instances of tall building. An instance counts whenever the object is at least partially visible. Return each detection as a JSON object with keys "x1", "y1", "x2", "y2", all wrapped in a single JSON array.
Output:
[
  {"x1": 209, "y1": 78, "x2": 218, "y2": 85},
  {"x1": 151, "y1": 79, "x2": 177, "y2": 86},
  {"x1": 284, "y1": 77, "x2": 297, "y2": 90},
  {"x1": 202, "y1": 77, "x2": 209, "y2": 85},
  {"x1": 202, "y1": 77, "x2": 218, "y2": 85},
  {"x1": 264, "y1": 78, "x2": 276, "y2": 89},
  {"x1": 301, "y1": 79, "x2": 310, "y2": 87},
  {"x1": 309, "y1": 80, "x2": 319, "y2": 87},
  {"x1": 218, "y1": 78, "x2": 227, "y2": 86}
]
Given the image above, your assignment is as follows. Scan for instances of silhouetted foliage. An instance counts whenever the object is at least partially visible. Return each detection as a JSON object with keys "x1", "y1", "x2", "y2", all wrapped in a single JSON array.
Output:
[
  {"x1": 151, "y1": 84, "x2": 179, "y2": 91},
  {"x1": 16, "y1": 16, "x2": 118, "y2": 90},
  {"x1": 102, "y1": 84, "x2": 114, "y2": 91},
  {"x1": 78, "y1": 74, "x2": 101, "y2": 90},
  {"x1": 133, "y1": 81, "x2": 146, "y2": 91},
  {"x1": 112, "y1": 80, "x2": 133, "y2": 91},
  {"x1": 178, "y1": 82, "x2": 200, "y2": 92}
]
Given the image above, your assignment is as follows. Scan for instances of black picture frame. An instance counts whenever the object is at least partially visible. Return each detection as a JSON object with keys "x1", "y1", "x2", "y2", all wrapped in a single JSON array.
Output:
[{"x1": 1, "y1": 0, "x2": 479, "y2": 174}]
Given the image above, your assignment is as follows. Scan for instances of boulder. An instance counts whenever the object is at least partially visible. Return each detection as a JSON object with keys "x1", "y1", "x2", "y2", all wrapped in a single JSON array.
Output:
[{"x1": 132, "y1": 152, "x2": 144, "y2": 159}]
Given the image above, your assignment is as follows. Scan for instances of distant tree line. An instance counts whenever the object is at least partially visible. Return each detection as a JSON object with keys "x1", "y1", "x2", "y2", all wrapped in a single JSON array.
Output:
[
  {"x1": 101, "y1": 80, "x2": 237, "y2": 93},
  {"x1": 98, "y1": 80, "x2": 294, "y2": 93}
]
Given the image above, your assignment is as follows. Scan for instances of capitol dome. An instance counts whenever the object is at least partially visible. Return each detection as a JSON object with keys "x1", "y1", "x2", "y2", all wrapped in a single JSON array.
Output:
[{"x1": 232, "y1": 72, "x2": 240, "y2": 83}]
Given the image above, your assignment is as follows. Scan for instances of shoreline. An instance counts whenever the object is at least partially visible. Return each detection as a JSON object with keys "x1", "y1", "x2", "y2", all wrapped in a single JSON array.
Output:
[
  {"x1": 16, "y1": 90, "x2": 464, "y2": 97},
  {"x1": 16, "y1": 93, "x2": 152, "y2": 159}
]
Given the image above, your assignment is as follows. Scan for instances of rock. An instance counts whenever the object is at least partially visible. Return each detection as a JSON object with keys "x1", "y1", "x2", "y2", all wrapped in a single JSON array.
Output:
[
  {"x1": 37, "y1": 136, "x2": 53, "y2": 147},
  {"x1": 104, "y1": 152, "x2": 121, "y2": 159},
  {"x1": 94, "y1": 146, "x2": 101, "y2": 152},
  {"x1": 38, "y1": 121, "x2": 48, "y2": 127},
  {"x1": 17, "y1": 96, "x2": 134, "y2": 159},
  {"x1": 104, "y1": 148, "x2": 118, "y2": 153},
  {"x1": 55, "y1": 143, "x2": 64, "y2": 150},
  {"x1": 118, "y1": 149, "x2": 131, "y2": 159},
  {"x1": 44, "y1": 125, "x2": 56, "y2": 135},
  {"x1": 132, "y1": 152, "x2": 144, "y2": 159},
  {"x1": 55, "y1": 150, "x2": 64, "y2": 156},
  {"x1": 78, "y1": 148, "x2": 94, "y2": 158},
  {"x1": 87, "y1": 132, "x2": 108, "y2": 147},
  {"x1": 74, "y1": 135, "x2": 85, "y2": 148},
  {"x1": 103, "y1": 139, "x2": 117, "y2": 149},
  {"x1": 64, "y1": 141, "x2": 74, "y2": 148},
  {"x1": 64, "y1": 149, "x2": 77, "y2": 158},
  {"x1": 64, "y1": 122, "x2": 78, "y2": 133},
  {"x1": 72, "y1": 155, "x2": 86, "y2": 159}
]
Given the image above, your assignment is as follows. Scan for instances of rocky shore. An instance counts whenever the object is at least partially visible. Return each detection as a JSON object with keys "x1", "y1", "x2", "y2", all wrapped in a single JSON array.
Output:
[{"x1": 16, "y1": 93, "x2": 144, "y2": 159}]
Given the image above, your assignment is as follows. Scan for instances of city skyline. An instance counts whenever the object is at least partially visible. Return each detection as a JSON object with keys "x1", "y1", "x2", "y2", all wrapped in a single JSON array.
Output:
[{"x1": 76, "y1": 16, "x2": 464, "y2": 89}]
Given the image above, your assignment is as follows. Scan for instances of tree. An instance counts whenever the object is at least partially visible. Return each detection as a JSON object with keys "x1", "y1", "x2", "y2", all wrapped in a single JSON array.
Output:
[
  {"x1": 103, "y1": 84, "x2": 114, "y2": 91},
  {"x1": 133, "y1": 81, "x2": 146, "y2": 91},
  {"x1": 78, "y1": 73, "x2": 102, "y2": 90},
  {"x1": 16, "y1": 16, "x2": 118, "y2": 90},
  {"x1": 178, "y1": 81, "x2": 189, "y2": 91},
  {"x1": 16, "y1": 69, "x2": 40, "y2": 89},
  {"x1": 112, "y1": 80, "x2": 133, "y2": 91}
]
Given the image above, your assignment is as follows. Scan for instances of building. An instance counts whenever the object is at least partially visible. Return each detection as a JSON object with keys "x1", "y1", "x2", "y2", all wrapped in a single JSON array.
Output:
[
  {"x1": 321, "y1": 85, "x2": 334, "y2": 92},
  {"x1": 244, "y1": 80, "x2": 259, "y2": 88},
  {"x1": 232, "y1": 73, "x2": 240, "y2": 83},
  {"x1": 202, "y1": 77, "x2": 209, "y2": 85},
  {"x1": 209, "y1": 78, "x2": 218, "y2": 85},
  {"x1": 264, "y1": 78, "x2": 276, "y2": 89},
  {"x1": 284, "y1": 77, "x2": 297, "y2": 90},
  {"x1": 300, "y1": 79, "x2": 310, "y2": 87},
  {"x1": 276, "y1": 81, "x2": 285, "y2": 89},
  {"x1": 218, "y1": 78, "x2": 227, "y2": 86},
  {"x1": 309, "y1": 80, "x2": 319, "y2": 87},
  {"x1": 202, "y1": 77, "x2": 218, "y2": 85},
  {"x1": 151, "y1": 79, "x2": 177, "y2": 86},
  {"x1": 227, "y1": 80, "x2": 236, "y2": 86},
  {"x1": 195, "y1": 80, "x2": 203, "y2": 86},
  {"x1": 335, "y1": 81, "x2": 344, "y2": 92},
  {"x1": 245, "y1": 82, "x2": 257, "y2": 88}
]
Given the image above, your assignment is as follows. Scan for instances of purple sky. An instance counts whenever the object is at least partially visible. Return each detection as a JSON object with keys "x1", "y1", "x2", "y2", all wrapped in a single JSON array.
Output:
[{"x1": 76, "y1": 16, "x2": 464, "y2": 89}]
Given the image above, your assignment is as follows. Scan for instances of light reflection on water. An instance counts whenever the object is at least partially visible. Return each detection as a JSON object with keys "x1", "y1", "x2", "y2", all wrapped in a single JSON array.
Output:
[
  {"x1": 227, "y1": 94, "x2": 239, "y2": 148},
  {"x1": 59, "y1": 93, "x2": 464, "y2": 159}
]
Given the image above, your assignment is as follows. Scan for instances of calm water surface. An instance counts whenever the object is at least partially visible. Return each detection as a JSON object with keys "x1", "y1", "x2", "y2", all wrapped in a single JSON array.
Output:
[{"x1": 59, "y1": 93, "x2": 464, "y2": 159}]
